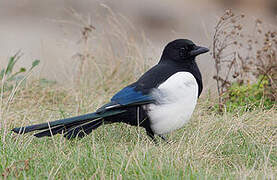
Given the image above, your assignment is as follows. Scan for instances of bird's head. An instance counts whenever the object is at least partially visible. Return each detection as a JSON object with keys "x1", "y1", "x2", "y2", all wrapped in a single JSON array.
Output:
[{"x1": 160, "y1": 39, "x2": 209, "y2": 64}]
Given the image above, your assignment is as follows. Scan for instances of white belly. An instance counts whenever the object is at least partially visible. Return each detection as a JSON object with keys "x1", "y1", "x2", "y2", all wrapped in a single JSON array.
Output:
[{"x1": 145, "y1": 72, "x2": 198, "y2": 135}]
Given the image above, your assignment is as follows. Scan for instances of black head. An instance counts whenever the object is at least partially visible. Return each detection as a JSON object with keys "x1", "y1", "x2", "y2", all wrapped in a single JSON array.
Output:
[{"x1": 160, "y1": 39, "x2": 209, "y2": 63}]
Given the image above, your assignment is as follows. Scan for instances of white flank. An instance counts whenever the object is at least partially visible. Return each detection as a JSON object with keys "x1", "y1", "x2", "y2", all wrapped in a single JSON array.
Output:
[{"x1": 145, "y1": 72, "x2": 198, "y2": 135}]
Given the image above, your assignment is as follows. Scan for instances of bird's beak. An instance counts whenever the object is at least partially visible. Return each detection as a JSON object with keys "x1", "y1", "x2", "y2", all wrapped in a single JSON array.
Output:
[{"x1": 189, "y1": 46, "x2": 209, "y2": 57}]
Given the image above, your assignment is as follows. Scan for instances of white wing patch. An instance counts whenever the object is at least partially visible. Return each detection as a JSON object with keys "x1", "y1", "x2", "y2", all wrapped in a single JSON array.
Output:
[{"x1": 144, "y1": 72, "x2": 198, "y2": 135}]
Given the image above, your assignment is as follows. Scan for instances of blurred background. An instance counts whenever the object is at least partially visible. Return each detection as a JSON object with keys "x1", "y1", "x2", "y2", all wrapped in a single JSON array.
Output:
[{"x1": 0, "y1": 0, "x2": 276, "y2": 90}]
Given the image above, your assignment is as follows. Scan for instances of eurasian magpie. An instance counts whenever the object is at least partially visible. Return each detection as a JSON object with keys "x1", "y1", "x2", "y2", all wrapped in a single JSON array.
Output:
[{"x1": 12, "y1": 39, "x2": 209, "y2": 142}]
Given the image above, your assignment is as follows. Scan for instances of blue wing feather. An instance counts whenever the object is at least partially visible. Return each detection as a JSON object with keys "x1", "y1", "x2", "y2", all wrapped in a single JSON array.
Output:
[{"x1": 111, "y1": 86, "x2": 154, "y2": 105}]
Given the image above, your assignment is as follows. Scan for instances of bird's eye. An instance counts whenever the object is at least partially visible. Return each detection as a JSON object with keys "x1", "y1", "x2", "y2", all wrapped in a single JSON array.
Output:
[{"x1": 179, "y1": 47, "x2": 187, "y2": 58}]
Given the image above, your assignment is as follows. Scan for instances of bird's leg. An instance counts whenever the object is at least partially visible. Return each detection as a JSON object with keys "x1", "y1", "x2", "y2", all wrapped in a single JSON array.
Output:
[
  {"x1": 158, "y1": 135, "x2": 170, "y2": 144},
  {"x1": 158, "y1": 134, "x2": 167, "y2": 141},
  {"x1": 146, "y1": 130, "x2": 158, "y2": 144}
]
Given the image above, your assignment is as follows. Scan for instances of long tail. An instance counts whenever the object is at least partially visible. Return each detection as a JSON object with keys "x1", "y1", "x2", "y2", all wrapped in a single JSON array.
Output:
[{"x1": 12, "y1": 109, "x2": 126, "y2": 139}]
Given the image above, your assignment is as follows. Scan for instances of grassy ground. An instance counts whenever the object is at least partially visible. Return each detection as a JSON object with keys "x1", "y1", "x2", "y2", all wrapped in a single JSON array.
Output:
[
  {"x1": 0, "y1": 79, "x2": 276, "y2": 179},
  {"x1": 0, "y1": 9, "x2": 276, "y2": 179}
]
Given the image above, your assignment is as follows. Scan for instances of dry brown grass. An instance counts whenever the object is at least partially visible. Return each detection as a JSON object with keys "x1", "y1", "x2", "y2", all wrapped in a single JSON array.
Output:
[
  {"x1": 212, "y1": 9, "x2": 277, "y2": 107},
  {"x1": 1, "y1": 80, "x2": 276, "y2": 179},
  {"x1": 0, "y1": 7, "x2": 276, "y2": 179}
]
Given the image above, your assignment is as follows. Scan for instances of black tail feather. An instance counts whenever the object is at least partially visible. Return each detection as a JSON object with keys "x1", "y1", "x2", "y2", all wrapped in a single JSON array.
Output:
[
  {"x1": 64, "y1": 119, "x2": 103, "y2": 139},
  {"x1": 33, "y1": 120, "x2": 95, "y2": 138},
  {"x1": 12, "y1": 110, "x2": 126, "y2": 138},
  {"x1": 11, "y1": 112, "x2": 100, "y2": 134},
  {"x1": 33, "y1": 119, "x2": 103, "y2": 139},
  {"x1": 34, "y1": 125, "x2": 65, "y2": 138}
]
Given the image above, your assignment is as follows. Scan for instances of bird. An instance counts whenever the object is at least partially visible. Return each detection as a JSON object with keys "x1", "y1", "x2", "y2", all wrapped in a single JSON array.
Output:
[{"x1": 12, "y1": 39, "x2": 209, "y2": 142}]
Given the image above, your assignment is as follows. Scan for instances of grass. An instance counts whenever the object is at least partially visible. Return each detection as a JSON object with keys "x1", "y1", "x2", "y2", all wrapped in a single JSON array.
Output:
[
  {"x1": 0, "y1": 80, "x2": 276, "y2": 179},
  {"x1": 1, "y1": 7, "x2": 276, "y2": 179}
]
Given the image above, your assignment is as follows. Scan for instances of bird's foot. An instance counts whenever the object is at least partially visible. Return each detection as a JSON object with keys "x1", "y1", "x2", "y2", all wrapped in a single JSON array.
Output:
[{"x1": 158, "y1": 135, "x2": 170, "y2": 144}]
